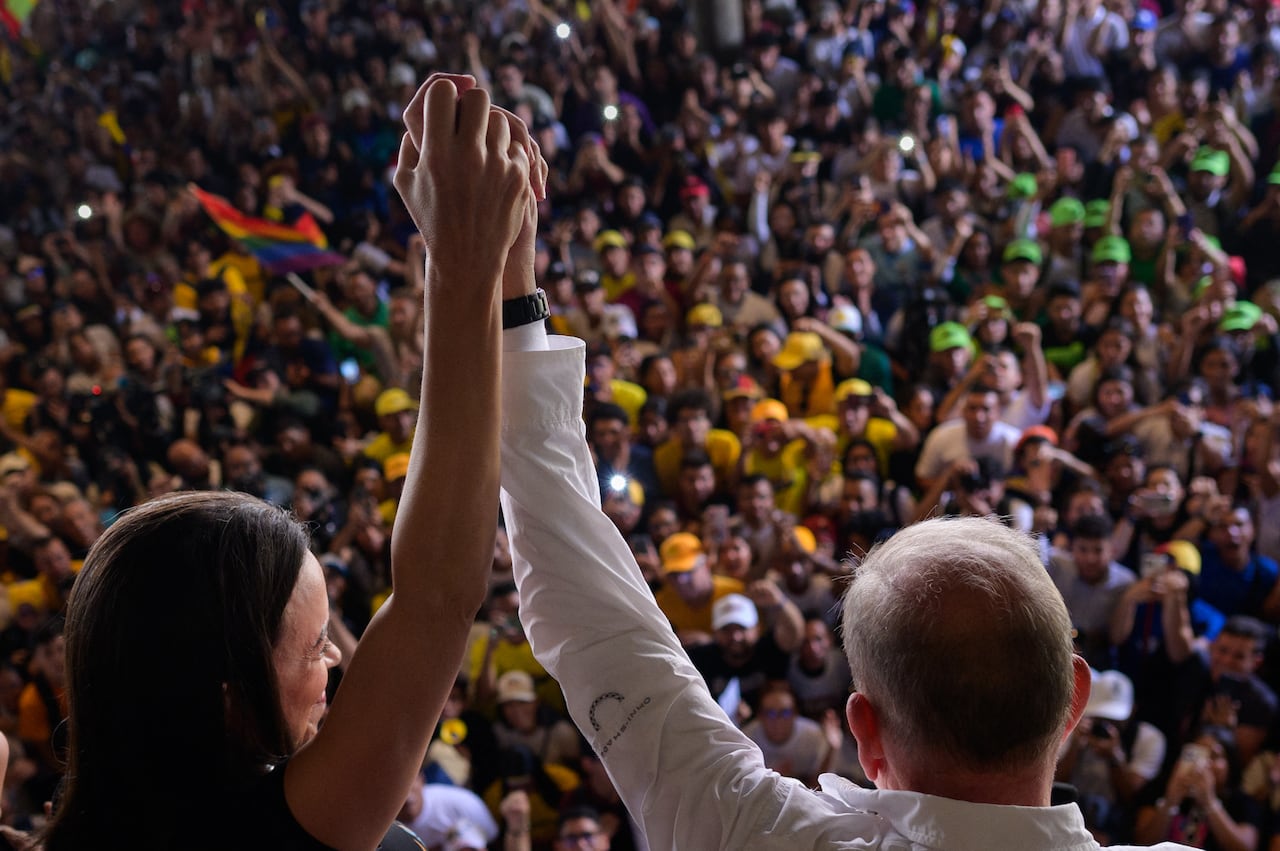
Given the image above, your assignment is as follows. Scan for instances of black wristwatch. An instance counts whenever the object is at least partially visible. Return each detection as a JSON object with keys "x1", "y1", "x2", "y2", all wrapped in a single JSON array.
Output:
[{"x1": 502, "y1": 289, "x2": 550, "y2": 330}]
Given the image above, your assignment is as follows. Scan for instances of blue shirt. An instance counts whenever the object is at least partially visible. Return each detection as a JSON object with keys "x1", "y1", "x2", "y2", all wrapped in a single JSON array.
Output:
[{"x1": 1194, "y1": 541, "x2": 1279, "y2": 623}]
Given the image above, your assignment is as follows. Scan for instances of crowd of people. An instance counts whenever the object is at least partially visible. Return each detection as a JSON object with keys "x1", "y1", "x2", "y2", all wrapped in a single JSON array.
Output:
[{"x1": 2, "y1": 0, "x2": 1280, "y2": 847}]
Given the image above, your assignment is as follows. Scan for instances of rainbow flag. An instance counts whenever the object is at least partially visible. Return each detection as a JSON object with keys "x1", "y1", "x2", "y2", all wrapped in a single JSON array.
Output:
[
  {"x1": 0, "y1": 0, "x2": 37, "y2": 38},
  {"x1": 192, "y1": 186, "x2": 346, "y2": 275}
]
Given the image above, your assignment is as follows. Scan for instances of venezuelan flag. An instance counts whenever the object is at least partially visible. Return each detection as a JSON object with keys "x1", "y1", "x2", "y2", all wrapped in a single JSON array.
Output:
[
  {"x1": 0, "y1": 0, "x2": 37, "y2": 38},
  {"x1": 192, "y1": 186, "x2": 346, "y2": 275}
]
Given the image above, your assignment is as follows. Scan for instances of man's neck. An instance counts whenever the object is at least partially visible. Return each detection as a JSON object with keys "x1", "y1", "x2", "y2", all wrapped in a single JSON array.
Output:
[{"x1": 888, "y1": 760, "x2": 1056, "y2": 807}]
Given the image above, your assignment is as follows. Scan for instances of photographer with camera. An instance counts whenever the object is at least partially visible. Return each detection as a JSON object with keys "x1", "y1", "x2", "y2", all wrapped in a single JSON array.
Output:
[{"x1": 1058, "y1": 669, "x2": 1168, "y2": 845}]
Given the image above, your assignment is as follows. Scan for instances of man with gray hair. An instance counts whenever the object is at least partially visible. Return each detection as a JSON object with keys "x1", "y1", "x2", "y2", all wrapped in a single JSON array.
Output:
[
  {"x1": 495, "y1": 326, "x2": 1191, "y2": 850},
  {"x1": 493, "y1": 128, "x2": 1187, "y2": 851}
]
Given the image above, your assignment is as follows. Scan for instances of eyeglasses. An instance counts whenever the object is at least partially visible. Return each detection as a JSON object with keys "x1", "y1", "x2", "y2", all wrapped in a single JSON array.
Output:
[{"x1": 762, "y1": 708, "x2": 795, "y2": 720}]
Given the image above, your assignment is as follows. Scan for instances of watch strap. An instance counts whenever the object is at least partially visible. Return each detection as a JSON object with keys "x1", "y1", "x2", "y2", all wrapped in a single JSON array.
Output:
[{"x1": 501, "y1": 289, "x2": 550, "y2": 330}]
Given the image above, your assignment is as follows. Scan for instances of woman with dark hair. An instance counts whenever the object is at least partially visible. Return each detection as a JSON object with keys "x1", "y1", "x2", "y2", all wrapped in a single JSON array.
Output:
[
  {"x1": 42, "y1": 75, "x2": 541, "y2": 850},
  {"x1": 1133, "y1": 726, "x2": 1262, "y2": 850}
]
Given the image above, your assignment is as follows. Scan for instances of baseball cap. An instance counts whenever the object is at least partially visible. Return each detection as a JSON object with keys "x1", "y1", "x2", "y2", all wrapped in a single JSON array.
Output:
[
  {"x1": 772, "y1": 332, "x2": 827, "y2": 370},
  {"x1": 751, "y1": 398, "x2": 790, "y2": 424},
  {"x1": 1003, "y1": 238, "x2": 1043, "y2": 265},
  {"x1": 1269, "y1": 163, "x2": 1280, "y2": 185},
  {"x1": 827, "y1": 304, "x2": 863, "y2": 336},
  {"x1": 574, "y1": 269, "x2": 602, "y2": 292},
  {"x1": 495, "y1": 670, "x2": 537, "y2": 704},
  {"x1": 1007, "y1": 172, "x2": 1038, "y2": 200},
  {"x1": 663, "y1": 230, "x2": 696, "y2": 251},
  {"x1": 835, "y1": 378, "x2": 874, "y2": 404},
  {"x1": 929, "y1": 321, "x2": 972, "y2": 353},
  {"x1": 1083, "y1": 200, "x2": 1110, "y2": 228},
  {"x1": 687, "y1": 303, "x2": 724, "y2": 328},
  {"x1": 1092, "y1": 235, "x2": 1132, "y2": 265},
  {"x1": 1190, "y1": 146, "x2": 1229, "y2": 177},
  {"x1": 660, "y1": 532, "x2": 704, "y2": 574},
  {"x1": 793, "y1": 526, "x2": 817, "y2": 555},
  {"x1": 375, "y1": 388, "x2": 417, "y2": 417},
  {"x1": 722, "y1": 374, "x2": 763, "y2": 402},
  {"x1": 679, "y1": 176, "x2": 711, "y2": 200},
  {"x1": 1084, "y1": 669, "x2": 1134, "y2": 722},
  {"x1": 1016, "y1": 424, "x2": 1059, "y2": 454},
  {"x1": 1155, "y1": 540, "x2": 1201, "y2": 575},
  {"x1": 1131, "y1": 8, "x2": 1157, "y2": 30},
  {"x1": 1049, "y1": 197, "x2": 1086, "y2": 228},
  {"x1": 1220, "y1": 300, "x2": 1263, "y2": 332},
  {"x1": 545, "y1": 260, "x2": 571, "y2": 282},
  {"x1": 593, "y1": 230, "x2": 628, "y2": 253},
  {"x1": 712, "y1": 593, "x2": 759, "y2": 630},
  {"x1": 0, "y1": 452, "x2": 29, "y2": 478},
  {"x1": 982, "y1": 295, "x2": 1013, "y2": 318}
]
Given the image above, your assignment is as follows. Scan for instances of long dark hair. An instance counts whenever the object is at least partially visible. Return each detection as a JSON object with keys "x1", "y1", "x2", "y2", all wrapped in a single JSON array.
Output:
[{"x1": 45, "y1": 491, "x2": 309, "y2": 849}]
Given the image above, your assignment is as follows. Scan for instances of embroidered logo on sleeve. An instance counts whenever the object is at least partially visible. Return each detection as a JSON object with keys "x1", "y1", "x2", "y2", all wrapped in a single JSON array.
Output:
[{"x1": 589, "y1": 691, "x2": 653, "y2": 756}]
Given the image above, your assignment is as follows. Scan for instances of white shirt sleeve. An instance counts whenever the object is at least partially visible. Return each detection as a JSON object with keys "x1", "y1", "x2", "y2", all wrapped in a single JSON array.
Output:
[{"x1": 500, "y1": 336, "x2": 829, "y2": 851}]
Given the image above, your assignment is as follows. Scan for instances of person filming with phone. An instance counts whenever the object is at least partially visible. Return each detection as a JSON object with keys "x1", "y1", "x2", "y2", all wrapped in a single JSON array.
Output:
[{"x1": 1133, "y1": 727, "x2": 1262, "y2": 850}]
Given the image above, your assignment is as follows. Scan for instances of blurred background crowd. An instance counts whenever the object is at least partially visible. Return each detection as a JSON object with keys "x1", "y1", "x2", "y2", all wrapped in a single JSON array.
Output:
[{"x1": 3, "y1": 0, "x2": 1280, "y2": 847}]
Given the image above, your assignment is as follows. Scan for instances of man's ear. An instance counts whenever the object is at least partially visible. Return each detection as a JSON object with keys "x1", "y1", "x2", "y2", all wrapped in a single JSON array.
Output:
[
  {"x1": 847, "y1": 691, "x2": 885, "y2": 784},
  {"x1": 1062, "y1": 654, "x2": 1092, "y2": 744}
]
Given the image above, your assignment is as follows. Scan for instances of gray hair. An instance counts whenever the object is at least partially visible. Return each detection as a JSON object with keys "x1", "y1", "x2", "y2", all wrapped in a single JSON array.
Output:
[{"x1": 841, "y1": 516, "x2": 1074, "y2": 771}]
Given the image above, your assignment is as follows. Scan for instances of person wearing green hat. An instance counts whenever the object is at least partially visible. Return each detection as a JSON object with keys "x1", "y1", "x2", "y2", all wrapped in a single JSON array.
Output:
[
  {"x1": 1083, "y1": 200, "x2": 1110, "y2": 230},
  {"x1": 1089, "y1": 235, "x2": 1131, "y2": 298},
  {"x1": 1044, "y1": 199, "x2": 1086, "y2": 288},
  {"x1": 1184, "y1": 143, "x2": 1251, "y2": 239},
  {"x1": 997, "y1": 238, "x2": 1043, "y2": 314},
  {"x1": 925, "y1": 321, "x2": 974, "y2": 402}
]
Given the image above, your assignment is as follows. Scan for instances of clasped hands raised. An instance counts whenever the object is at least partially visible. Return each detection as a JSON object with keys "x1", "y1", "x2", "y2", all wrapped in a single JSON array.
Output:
[{"x1": 394, "y1": 73, "x2": 550, "y2": 305}]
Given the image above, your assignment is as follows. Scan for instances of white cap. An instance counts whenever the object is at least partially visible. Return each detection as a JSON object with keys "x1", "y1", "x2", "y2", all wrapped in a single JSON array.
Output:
[
  {"x1": 1085, "y1": 669, "x2": 1134, "y2": 722},
  {"x1": 712, "y1": 594, "x2": 759, "y2": 631}
]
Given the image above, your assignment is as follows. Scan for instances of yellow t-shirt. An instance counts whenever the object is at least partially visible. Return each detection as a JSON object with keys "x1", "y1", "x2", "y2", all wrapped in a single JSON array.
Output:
[
  {"x1": 466, "y1": 634, "x2": 566, "y2": 717},
  {"x1": 839, "y1": 417, "x2": 898, "y2": 478},
  {"x1": 780, "y1": 363, "x2": 836, "y2": 420},
  {"x1": 653, "y1": 575, "x2": 745, "y2": 636},
  {"x1": 654, "y1": 429, "x2": 741, "y2": 497},
  {"x1": 3, "y1": 388, "x2": 36, "y2": 435},
  {"x1": 744, "y1": 440, "x2": 810, "y2": 517},
  {"x1": 603, "y1": 271, "x2": 636, "y2": 302},
  {"x1": 362, "y1": 431, "x2": 414, "y2": 466},
  {"x1": 6, "y1": 560, "x2": 83, "y2": 615}
]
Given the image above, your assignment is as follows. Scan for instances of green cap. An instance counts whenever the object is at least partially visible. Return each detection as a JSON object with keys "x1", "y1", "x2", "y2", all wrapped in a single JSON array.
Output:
[
  {"x1": 982, "y1": 295, "x2": 1012, "y2": 317},
  {"x1": 1084, "y1": 200, "x2": 1110, "y2": 228},
  {"x1": 1269, "y1": 164, "x2": 1280, "y2": 186},
  {"x1": 1003, "y1": 238, "x2": 1043, "y2": 265},
  {"x1": 1190, "y1": 146, "x2": 1229, "y2": 177},
  {"x1": 1007, "y1": 172, "x2": 1038, "y2": 200},
  {"x1": 1193, "y1": 275, "x2": 1214, "y2": 298},
  {"x1": 1049, "y1": 197, "x2": 1086, "y2": 228},
  {"x1": 1220, "y1": 301, "x2": 1263, "y2": 333},
  {"x1": 929, "y1": 321, "x2": 972, "y2": 353},
  {"x1": 1091, "y1": 235, "x2": 1132, "y2": 265}
]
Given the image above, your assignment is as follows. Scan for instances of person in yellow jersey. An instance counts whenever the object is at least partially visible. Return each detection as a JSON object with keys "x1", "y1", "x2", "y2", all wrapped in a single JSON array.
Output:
[
  {"x1": 652, "y1": 532, "x2": 745, "y2": 648},
  {"x1": 820, "y1": 378, "x2": 921, "y2": 478},
  {"x1": 741, "y1": 398, "x2": 835, "y2": 518},
  {"x1": 773, "y1": 331, "x2": 837, "y2": 421},
  {"x1": 653, "y1": 388, "x2": 741, "y2": 498},
  {"x1": 593, "y1": 230, "x2": 635, "y2": 302},
  {"x1": 362, "y1": 387, "x2": 417, "y2": 465}
]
